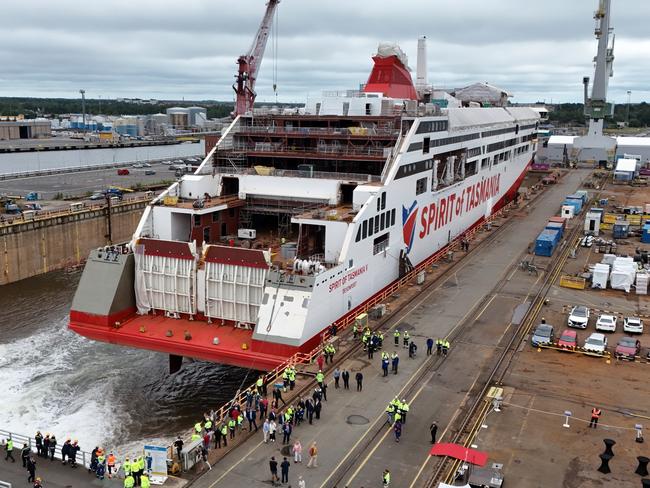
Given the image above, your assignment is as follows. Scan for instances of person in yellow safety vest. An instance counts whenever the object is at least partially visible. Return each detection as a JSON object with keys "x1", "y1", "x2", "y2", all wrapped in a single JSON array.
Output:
[
  {"x1": 315, "y1": 370, "x2": 324, "y2": 387},
  {"x1": 191, "y1": 432, "x2": 201, "y2": 442},
  {"x1": 436, "y1": 338, "x2": 443, "y2": 355},
  {"x1": 123, "y1": 456, "x2": 131, "y2": 477},
  {"x1": 386, "y1": 404, "x2": 395, "y2": 424},
  {"x1": 442, "y1": 340, "x2": 450, "y2": 356},
  {"x1": 141, "y1": 474, "x2": 151, "y2": 488},
  {"x1": 124, "y1": 474, "x2": 135, "y2": 488},
  {"x1": 394, "y1": 329, "x2": 400, "y2": 346},
  {"x1": 394, "y1": 410, "x2": 402, "y2": 424},
  {"x1": 194, "y1": 421, "x2": 202, "y2": 433},
  {"x1": 353, "y1": 323, "x2": 359, "y2": 339},
  {"x1": 237, "y1": 413, "x2": 244, "y2": 432},
  {"x1": 381, "y1": 351, "x2": 389, "y2": 360},
  {"x1": 288, "y1": 368, "x2": 296, "y2": 390},
  {"x1": 403, "y1": 330, "x2": 410, "y2": 348},
  {"x1": 383, "y1": 469, "x2": 391, "y2": 487},
  {"x1": 220, "y1": 424, "x2": 228, "y2": 446},
  {"x1": 378, "y1": 332, "x2": 384, "y2": 348},
  {"x1": 362, "y1": 332, "x2": 369, "y2": 350},
  {"x1": 282, "y1": 370, "x2": 289, "y2": 390},
  {"x1": 204, "y1": 419, "x2": 212, "y2": 431},
  {"x1": 228, "y1": 419, "x2": 236, "y2": 439},
  {"x1": 400, "y1": 399, "x2": 410, "y2": 423},
  {"x1": 256, "y1": 376, "x2": 263, "y2": 390}
]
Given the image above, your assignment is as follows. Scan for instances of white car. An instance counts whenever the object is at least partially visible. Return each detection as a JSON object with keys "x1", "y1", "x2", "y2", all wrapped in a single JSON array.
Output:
[
  {"x1": 161, "y1": 160, "x2": 172, "y2": 165},
  {"x1": 623, "y1": 317, "x2": 644, "y2": 334},
  {"x1": 132, "y1": 163, "x2": 144, "y2": 168},
  {"x1": 595, "y1": 314, "x2": 617, "y2": 332},
  {"x1": 568, "y1": 306, "x2": 590, "y2": 329},
  {"x1": 584, "y1": 332, "x2": 608, "y2": 355}
]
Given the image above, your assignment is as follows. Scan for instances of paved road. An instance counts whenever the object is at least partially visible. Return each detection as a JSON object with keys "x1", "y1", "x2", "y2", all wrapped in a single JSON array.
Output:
[
  {"x1": 188, "y1": 170, "x2": 589, "y2": 488},
  {"x1": 0, "y1": 162, "x2": 178, "y2": 200}
]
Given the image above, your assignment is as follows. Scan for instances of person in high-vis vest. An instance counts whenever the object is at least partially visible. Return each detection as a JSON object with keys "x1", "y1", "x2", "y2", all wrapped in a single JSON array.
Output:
[
  {"x1": 107, "y1": 452, "x2": 116, "y2": 478},
  {"x1": 383, "y1": 468, "x2": 391, "y2": 487},
  {"x1": 442, "y1": 340, "x2": 450, "y2": 356},
  {"x1": 141, "y1": 474, "x2": 151, "y2": 488},
  {"x1": 394, "y1": 330, "x2": 400, "y2": 346},
  {"x1": 124, "y1": 473, "x2": 135, "y2": 488},
  {"x1": 228, "y1": 419, "x2": 236, "y2": 439},
  {"x1": 123, "y1": 456, "x2": 131, "y2": 478},
  {"x1": 589, "y1": 407, "x2": 602, "y2": 428},
  {"x1": 400, "y1": 400, "x2": 410, "y2": 424},
  {"x1": 316, "y1": 370, "x2": 324, "y2": 387},
  {"x1": 220, "y1": 423, "x2": 228, "y2": 447},
  {"x1": 403, "y1": 330, "x2": 410, "y2": 348},
  {"x1": 5, "y1": 437, "x2": 15, "y2": 462}
]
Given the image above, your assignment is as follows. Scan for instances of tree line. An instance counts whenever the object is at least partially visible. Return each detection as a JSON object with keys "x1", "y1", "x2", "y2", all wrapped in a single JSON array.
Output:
[{"x1": 548, "y1": 102, "x2": 650, "y2": 128}]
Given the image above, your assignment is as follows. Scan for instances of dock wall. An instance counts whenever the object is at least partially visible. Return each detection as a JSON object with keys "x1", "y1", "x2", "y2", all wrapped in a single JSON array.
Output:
[{"x1": 0, "y1": 200, "x2": 147, "y2": 285}]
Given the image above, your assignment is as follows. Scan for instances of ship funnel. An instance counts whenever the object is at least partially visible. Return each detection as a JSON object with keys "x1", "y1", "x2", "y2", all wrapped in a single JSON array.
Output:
[
  {"x1": 416, "y1": 36, "x2": 428, "y2": 89},
  {"x1": 582, "y1": 76, "x2": 590, "y2": 108}
]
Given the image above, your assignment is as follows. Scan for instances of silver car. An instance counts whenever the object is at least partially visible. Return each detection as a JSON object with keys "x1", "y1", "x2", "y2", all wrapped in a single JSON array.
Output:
[{"x1": 531, "y1": 324, "x2": 555, "y2": 347}]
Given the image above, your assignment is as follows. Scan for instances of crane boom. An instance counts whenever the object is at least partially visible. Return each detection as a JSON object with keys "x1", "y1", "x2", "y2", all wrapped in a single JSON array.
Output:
[{"x1": 233, "y1": 0, "x2": 280, "y2": 116}]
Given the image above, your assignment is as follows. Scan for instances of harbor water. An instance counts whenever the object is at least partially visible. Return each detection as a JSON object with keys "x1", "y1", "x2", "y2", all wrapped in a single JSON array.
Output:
[
  {"x1": 0, "y1": 140, "x2": 205, "y2": 175},
  {"x1": 1, "y1": 269, "x2": 250, "y2": 453}
]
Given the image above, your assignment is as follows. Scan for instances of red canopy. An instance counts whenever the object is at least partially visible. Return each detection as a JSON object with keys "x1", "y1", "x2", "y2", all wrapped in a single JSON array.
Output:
[{"x1": 429, "y1": 443, "x2": 488, "y2": 467}]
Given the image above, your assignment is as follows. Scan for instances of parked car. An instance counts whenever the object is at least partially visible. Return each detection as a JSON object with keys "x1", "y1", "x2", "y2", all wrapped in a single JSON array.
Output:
[
  {"x1": 132, "y1": 163, "x2": 144, "y2": 168},
  {"x1": 145, "y1": 169, "x2": 156, "y2": 175},
  {"x1": 568, "y1": 306, "x2": 590, "y2": 329},
  {"x1": 117, "y1": 169, "x2": 130, "y2": 175},
  {"x1": 161, "y1": 160, "x2": 172, "y2": 165},
  {"x1": 531, "y1": 323, "x2": 555, "y2": 347},
  {"x1": 106, "y1": 188, "x2": 123, "y2": 200},
  {"x1": 142, "y1": 162, "x2": 152, "y2": 167},
  {"x1": 615, "y1": 336, "x2": 641, "y2": 360},
  {"x1": 595, "y1": 314, "x2": 617, "y2": 332},
  {"x1": 623, "y1": 317, "x2": 644, "y2": 334},
  {"x1": 24, "y1": 203, "x2": 42, "y2": 210},
  {"x1": 583, "y1": 332, "x2": 608, "y2": 355},
  {"x1": 90, "y1": 191, "x2": 105, "y2": 200},
  {"x1": 557, "y1": 329, "x2": 578, "y2": 350}
]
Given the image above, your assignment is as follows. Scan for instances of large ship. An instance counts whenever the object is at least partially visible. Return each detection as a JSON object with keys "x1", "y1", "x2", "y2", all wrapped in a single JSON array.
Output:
[{"x1": 69, "y1": 41, "x2": 539, "y2": 371}]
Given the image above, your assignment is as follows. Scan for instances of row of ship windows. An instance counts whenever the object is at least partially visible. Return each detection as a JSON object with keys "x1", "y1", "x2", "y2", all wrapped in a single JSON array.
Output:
[
  {"x1": 415, "y1": 120, "x2": 449, "y2": 134},
  {"x1": 408, "y1": 124, "x2": 537, "y2": 154},
  {"x1": 397, "y1": 140, "x2": 531, "y2": 179},
  {"x1": 355, "y1": 208, "x2": 396, "y2": 242}
]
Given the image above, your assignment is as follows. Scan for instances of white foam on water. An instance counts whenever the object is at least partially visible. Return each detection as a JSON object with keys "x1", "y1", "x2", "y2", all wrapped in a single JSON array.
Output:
[{"x1": 1, "y1": 319, "x2": 121, "y2": 450}]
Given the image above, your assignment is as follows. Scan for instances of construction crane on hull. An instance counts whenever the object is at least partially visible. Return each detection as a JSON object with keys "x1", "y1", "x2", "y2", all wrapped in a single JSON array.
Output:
[{"x1": 233, "y1": 0, "x2": 280, "y2": 116}]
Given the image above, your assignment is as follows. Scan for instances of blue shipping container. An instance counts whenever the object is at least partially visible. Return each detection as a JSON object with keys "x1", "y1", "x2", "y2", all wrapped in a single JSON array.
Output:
[
  {"x1": 567, "y1": 193, "x2": 586, "y2": 204},
  {"x1": 642, "y1": 224, "x2": 650, "y2": 244},
  {"x1": 535, "y1": 229, "x2": 561, "y2": 257}
]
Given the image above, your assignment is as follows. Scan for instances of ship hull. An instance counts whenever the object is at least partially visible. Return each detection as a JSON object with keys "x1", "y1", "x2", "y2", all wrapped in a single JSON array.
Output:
[{"x1": 69, "y1": 155, "x2": 530, "y2": 370}]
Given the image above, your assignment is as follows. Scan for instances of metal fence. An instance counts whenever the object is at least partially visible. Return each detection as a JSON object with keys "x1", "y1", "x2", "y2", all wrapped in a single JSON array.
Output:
[{"x1": 0, "y1": 429, "x2": 94, "y2": 468}]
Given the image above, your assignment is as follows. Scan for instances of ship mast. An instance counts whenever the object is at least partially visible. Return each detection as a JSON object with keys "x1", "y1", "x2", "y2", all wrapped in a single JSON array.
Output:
[{"x1": 573, "y1": 0, "x2": 616, "y2": 165}]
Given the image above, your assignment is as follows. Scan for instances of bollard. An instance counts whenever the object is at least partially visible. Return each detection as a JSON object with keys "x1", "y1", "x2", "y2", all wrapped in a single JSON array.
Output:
[
  {"x1": 637, "y1": 457, "x2": 650, "y2": 477},
  {"x1": 598, "y1": 453, "x2": 613, "y2": 474},
  {"x1": 602, "y1": 438, "x2": 616, "y2": 457}
]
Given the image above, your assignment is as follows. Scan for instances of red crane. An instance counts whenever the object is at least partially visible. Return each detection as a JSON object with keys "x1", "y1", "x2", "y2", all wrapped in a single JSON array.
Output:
[{"x1": 233, "y1": 0, "x2": 280, "y2": 116}]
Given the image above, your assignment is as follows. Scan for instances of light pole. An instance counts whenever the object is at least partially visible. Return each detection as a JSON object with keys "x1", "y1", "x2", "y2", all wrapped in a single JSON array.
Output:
[{"x1": 626, "y1": 90, "x2": 632, "y2": 126}]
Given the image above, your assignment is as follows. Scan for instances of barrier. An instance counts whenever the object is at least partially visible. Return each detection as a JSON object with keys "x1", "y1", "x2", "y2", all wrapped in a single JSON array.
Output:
[
  {"x1": 0, "y1": 429, "x2": 93, "y2": 468},
  {"x1": 559, "y1": 275, "x2": 586, "y2": 290},
  {"x1": 0, "y1": 481, "x2": 12, "y2": 488}
]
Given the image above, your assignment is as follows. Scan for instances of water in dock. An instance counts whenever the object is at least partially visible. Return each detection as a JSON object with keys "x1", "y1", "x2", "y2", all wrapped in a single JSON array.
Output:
[{"x1": 1, "y1": 270, "x2": 249, "y2": 453}]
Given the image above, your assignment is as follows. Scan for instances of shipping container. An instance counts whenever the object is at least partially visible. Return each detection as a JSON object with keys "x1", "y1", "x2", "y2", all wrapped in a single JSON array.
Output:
[
  {"x1": 642, "y1": 224, "x2": 650, "y2": 244},
  {"x1": 546, "y1": 221, "x2": 564, "y2": 237},
  {"x1": 535, "y1": 229, "x2": 561, "y2": 257},
  {"x1": 613, "y1": 222, "x2": 630, "y2": 239}
]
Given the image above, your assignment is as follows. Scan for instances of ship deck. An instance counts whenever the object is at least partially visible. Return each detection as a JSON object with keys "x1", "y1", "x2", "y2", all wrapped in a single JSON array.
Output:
[{"x1": 70, "y1": 313, "x2": 289, "y2": 370}]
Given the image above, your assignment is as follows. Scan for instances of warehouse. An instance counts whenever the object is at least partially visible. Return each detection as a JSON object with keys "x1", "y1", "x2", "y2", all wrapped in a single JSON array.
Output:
[{"x1": 0, "y1": 118, "x2": 51, "y2": 140}]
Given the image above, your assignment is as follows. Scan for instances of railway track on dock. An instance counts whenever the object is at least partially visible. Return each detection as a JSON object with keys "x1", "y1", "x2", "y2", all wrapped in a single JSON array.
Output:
[{"x1": 423, "y1": 176, "x2": 605, "y2": 488}]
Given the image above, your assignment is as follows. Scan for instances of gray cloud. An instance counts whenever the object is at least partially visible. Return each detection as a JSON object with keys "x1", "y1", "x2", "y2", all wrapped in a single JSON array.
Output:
[{"x1": 1, "y1": 0, "x2": 648, "y2": 104}]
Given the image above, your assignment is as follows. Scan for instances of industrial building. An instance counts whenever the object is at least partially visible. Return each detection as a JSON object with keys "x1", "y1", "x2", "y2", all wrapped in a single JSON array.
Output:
[
  {"x1": 166, "y1": 106, "x2": 207, "y2": 128},
  {"x1": 0, "y1": 117, "x2": 51, "y2": 140},
  {"x1": 540, "y1": 135, "x2": 650, "y2": 165}
]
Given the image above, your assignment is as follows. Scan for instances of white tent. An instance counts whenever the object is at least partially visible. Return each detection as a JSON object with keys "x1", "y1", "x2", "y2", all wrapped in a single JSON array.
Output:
[
  {"x1": 592, "y1": 263, "x2": 610, "y2": 289},
  {"x1": 610, "y1": 257, "x2": 637, "y2": 293}
]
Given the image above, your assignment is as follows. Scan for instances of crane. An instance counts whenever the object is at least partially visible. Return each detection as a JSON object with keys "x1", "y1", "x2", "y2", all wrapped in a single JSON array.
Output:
[{"x1": 233, "y1": 0, "x2": 280, "y2": 116}]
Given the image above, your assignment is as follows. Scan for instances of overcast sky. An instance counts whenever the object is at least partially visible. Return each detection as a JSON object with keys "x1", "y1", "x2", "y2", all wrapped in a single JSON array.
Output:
[{"x1": 2, "y1": 0, "x2": 649, "y2": 104}]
